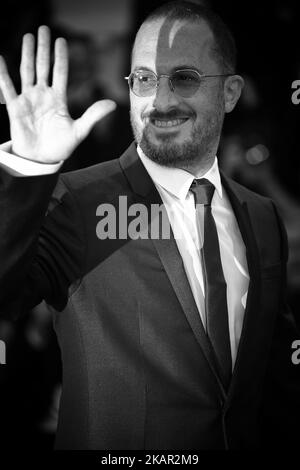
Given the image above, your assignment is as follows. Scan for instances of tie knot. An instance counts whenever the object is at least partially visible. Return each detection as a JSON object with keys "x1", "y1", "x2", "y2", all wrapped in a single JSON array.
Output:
[{"x1": 190, "y1": 178, "x2": 215, "y2": 206}]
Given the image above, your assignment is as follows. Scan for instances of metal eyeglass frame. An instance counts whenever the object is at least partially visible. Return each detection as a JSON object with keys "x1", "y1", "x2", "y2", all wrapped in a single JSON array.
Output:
[{"x1": 124, "y1": 68, "x2": 235, "y2": 96}]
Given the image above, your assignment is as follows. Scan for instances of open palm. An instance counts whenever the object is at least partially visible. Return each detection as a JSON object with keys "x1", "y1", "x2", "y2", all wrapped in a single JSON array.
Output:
[{"x1": 0, "y1": 26, "x2": 116, "y2": 164}]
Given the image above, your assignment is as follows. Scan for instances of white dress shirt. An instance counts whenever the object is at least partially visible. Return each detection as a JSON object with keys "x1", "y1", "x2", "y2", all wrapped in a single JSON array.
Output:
[{"x1": 0, "y1": 142, "x2": 249, "y2": 366}]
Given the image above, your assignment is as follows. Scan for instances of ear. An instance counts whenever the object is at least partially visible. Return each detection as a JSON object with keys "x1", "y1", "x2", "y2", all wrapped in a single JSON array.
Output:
[{"x1": 223, "y1": 74, "x2": 244, "y2": 113}]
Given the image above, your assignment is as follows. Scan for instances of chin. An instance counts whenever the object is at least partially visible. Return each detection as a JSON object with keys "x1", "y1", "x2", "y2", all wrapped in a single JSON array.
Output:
[
  {"x1": 139, "y1": 138, "x2": 197, "y2": 168},
  {"x1": 148, "y1": 127, "x2": 191, "y2": 145}
]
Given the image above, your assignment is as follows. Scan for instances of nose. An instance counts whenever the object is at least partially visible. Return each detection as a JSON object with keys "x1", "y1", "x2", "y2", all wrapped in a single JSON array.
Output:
[{"x1": 152, "y1": 75, "x2": 180, "y2": 112}]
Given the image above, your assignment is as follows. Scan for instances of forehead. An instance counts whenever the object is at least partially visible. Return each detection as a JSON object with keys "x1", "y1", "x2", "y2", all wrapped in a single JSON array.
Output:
[{"x1": 132, "y1": 18, "x2": 216, "y2": 73}]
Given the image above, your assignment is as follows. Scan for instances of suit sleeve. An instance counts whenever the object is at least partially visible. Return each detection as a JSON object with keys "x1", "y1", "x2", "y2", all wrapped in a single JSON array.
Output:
[
  {"x1": 259, "y1": 201, "x2": 300, "y2": 447},
  {"x1": 0, "y1": 166, "x2": 86, "y2": 320}
]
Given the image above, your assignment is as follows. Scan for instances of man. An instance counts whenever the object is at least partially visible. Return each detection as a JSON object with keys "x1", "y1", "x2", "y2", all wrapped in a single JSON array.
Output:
[{"x1": 0, "y1": 1, "x2": 299, "y2": 450}]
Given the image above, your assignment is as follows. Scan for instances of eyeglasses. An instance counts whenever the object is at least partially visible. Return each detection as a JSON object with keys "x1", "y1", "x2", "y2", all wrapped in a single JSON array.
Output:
[{"x1": 125, "y1": 69, "x2": 234, "y2": 98}]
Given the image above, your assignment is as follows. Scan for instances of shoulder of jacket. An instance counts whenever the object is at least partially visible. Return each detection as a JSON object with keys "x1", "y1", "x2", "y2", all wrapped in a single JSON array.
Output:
[{"x1": 223, "y1": 174, "x2": 274, "y2": 208}]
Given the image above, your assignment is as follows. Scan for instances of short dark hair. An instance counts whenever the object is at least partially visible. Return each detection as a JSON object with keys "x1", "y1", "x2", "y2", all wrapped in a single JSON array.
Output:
[{"x1": 138, "y1": 0, "x2": 237, "y2": 73}]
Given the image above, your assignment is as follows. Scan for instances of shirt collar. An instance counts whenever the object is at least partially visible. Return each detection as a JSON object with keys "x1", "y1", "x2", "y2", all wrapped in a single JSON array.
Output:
[{"x1": 137, "y1": 145, "x2": 223, "y2": 201}]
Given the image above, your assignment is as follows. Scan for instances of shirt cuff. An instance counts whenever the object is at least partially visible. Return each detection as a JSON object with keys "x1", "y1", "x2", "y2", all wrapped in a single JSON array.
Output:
[{"x1": 0, "y1": 141, "x2": 63, "y2": 176}]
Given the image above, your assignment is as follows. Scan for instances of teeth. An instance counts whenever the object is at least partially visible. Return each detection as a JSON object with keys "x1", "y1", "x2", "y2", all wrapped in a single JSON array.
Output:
[{"x1": 153, "y1": 119, "x2": 187, "y2": 127}]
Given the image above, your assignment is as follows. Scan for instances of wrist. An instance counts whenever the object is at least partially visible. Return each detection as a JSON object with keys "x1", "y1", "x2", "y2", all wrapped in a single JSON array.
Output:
[
  {"x1": 11, "y1": 144, "x2": 63, "y2": 165},
  {"x1": 0, "y1": 141, "x2": 63, "y2": 176}
]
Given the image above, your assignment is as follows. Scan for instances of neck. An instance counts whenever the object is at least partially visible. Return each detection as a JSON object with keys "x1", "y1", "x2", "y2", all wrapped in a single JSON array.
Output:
[{"x1": 174, "y1": 153, "x2": 216, "y2": 177}]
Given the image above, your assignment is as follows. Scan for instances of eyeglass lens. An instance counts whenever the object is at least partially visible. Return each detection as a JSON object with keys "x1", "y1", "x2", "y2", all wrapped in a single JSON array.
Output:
[{"x1": 130, "y1": 70, "x2": 201, "y2": 97}]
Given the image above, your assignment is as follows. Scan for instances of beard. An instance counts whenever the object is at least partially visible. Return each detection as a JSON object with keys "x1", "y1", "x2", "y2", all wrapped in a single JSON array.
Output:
[{"x1": 130, "y1": 104, "x2": 224, "y2": 170}]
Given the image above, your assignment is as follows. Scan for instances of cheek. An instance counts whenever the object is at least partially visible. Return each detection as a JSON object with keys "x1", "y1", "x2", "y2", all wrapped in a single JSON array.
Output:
[
  {"x1": 184, "y1": 94, "x2": 210, "y2": 119},
  {"x1": 193, "y1": 98, "x2": 224, "y2": 124},
  {"x1": 191, "y1": 87, "x2": 224, "y2": 115},
  {"x1": 130, "y1": 104, "x2": 144, "y2": 127},
  {"x1": 129, "y1": 96, "x2": 138, "y2": 114},
  {"x1": 130, "y1": 94, "x2": 155, "y2": 120}
]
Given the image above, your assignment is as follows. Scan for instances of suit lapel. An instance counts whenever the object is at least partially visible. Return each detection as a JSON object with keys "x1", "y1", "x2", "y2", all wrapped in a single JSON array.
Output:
[
  {"x1": 151, "y1": 223, "x2": 226, "y2": 393},
  {"x1": 221, "y1": 174, "x2": 262, "y2": 400}
]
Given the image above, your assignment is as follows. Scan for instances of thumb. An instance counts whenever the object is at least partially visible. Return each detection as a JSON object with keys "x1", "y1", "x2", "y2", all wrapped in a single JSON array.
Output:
[{"x1": 74, "y1": 99, "x2": 116, "y2": 142}]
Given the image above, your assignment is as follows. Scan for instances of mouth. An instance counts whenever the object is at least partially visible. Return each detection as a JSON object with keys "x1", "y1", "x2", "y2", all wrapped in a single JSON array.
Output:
[{"x1": 148, "y1": 117, "x2": 190, "y2": 129}]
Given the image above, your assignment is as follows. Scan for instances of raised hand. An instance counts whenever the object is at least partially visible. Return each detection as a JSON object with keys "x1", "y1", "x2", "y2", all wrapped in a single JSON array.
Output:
[{"x1": 0, "y1": 26, "x2": 116, "y2": 163}]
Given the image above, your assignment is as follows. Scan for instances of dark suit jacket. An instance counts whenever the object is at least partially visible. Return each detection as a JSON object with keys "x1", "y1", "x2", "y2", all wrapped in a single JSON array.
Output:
[{"x1": 0, "y1": 142, "x2": 299, "y2": 449}]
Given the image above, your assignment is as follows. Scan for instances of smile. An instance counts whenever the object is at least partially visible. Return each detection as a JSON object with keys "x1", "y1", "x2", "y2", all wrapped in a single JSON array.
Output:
[{"x1": 150, "y1": 118, "x2": 190, "y2": 128}]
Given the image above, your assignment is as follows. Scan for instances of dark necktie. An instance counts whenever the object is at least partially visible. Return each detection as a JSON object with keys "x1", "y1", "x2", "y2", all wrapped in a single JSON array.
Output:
[{"x1": 190, "y1": 178, "x2": 232, "y2": 389}]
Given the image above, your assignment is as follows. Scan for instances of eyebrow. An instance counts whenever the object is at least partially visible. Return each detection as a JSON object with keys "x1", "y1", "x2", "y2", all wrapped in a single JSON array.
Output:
[{"x1": 132, "y1": 65, "x2": 204, "y2": 74}]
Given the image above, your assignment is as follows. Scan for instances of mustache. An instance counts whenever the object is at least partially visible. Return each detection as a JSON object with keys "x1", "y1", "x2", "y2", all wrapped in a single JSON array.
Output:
[{"x1": 143, "y1": 110, "x2": 195, "y2": 120}]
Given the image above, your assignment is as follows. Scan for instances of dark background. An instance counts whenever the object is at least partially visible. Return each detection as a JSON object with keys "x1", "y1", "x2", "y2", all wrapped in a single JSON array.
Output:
[{"x1": 0, "y1": 0, "x2": 299, "y2": 449}]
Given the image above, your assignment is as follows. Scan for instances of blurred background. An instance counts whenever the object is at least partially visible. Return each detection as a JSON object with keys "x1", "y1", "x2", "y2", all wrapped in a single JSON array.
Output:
[{"x1": 0, "y1": 0, "x2": 299, "y2": 450}]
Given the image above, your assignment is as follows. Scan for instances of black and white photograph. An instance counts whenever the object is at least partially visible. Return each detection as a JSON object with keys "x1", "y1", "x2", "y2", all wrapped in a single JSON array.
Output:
[{"x1": 0, "y1": 0, "x2": 299, "y2": 456}]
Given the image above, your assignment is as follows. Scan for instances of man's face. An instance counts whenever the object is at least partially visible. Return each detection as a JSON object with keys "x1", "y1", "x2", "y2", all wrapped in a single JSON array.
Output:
[{"x1": 130, "y1": 18, "x2": 226, "y2": 171}]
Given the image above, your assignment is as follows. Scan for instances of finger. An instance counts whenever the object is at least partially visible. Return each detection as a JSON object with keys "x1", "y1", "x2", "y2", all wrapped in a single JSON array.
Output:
[
  {"x1": 74, "y1": 100, "x2": 116, "y2": 142},
  {"x1": 20, "y1": 33, "x2": 35, "y2": 91},
  {"x1": 52, "y1": 37, "x2": 68, "y2": 96},
  {"x1": 0, "y1": 55, "x2": 17, "y2": 104},
  {"x1": 36, "y1": 25, "x2": 50, "y2": 85}
]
